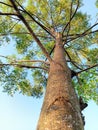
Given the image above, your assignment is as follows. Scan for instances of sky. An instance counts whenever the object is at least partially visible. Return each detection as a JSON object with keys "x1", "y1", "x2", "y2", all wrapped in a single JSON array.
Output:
[{"x1": 0, "y1": 0, "x2": 98, "y2": 130}]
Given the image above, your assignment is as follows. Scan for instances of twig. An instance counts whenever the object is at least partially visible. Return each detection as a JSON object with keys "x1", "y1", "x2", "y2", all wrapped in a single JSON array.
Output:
[
  {"x1": 0, "y1": 55, "x2": 10, "y2": 59},
  {"x1": 8, "y1": 20, "x2": 21, "y2": 32}
]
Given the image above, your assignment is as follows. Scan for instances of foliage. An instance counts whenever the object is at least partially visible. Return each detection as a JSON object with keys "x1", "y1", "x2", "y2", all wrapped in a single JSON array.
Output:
[
  {"x1": 96, "y1": 0, "x2": 98, "y2": 7},
  {"x1": 0, "y1": 0, "x2": 98, "y2": 103}
]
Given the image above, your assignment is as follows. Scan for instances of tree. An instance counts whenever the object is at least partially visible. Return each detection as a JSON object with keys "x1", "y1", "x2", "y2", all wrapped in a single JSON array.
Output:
[{"x1": 0, "y1": 0, "x2": 98, "y2": 129}]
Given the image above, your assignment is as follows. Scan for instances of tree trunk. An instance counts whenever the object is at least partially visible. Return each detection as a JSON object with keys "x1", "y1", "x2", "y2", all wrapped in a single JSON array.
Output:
[{"x1": 37, "y1": 33, "x2": 84, "y2": 130}]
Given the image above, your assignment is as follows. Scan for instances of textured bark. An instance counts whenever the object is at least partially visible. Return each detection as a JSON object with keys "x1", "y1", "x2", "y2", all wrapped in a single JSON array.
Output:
[{"x1": 37, "y1": 33, "x2": 84, "y2": 130}]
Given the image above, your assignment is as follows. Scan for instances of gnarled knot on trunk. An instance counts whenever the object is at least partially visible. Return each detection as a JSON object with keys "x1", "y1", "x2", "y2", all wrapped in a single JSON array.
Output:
[{"x1": 47, "y1": 96, "x2": 71, "y2": 111}]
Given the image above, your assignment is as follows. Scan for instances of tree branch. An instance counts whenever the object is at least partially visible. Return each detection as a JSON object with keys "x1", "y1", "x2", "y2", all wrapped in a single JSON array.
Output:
[
  {"x1": 9, "y1": 0, "x2": 52, "y2": 62},
  {"x1": 64, "y1": 29, "x2": 98, "y2": 38},
  {"x1": 0, "y1": 55, "x2": 50, "y2": 65},
  {"x1": 77, "y1": 64, "x2": 98, "y2": 74},
  {"x1": 0, "y1": 1, "x2": 54, "y2": 38},
  {"x1": 0, "y1": 63, "x2": 48, "y2": 71},
  {"x1": 15, "y1": 59, "x2": 50, "y2": 65},
  {"x1": 65, "y1": 29, "x2": 98, "y2": 44},
  {"x1": 45, "y1": 44, "x2": 55, "y2": 61},
  {"x1": 63, "y1": 1, "x2": 73, "y2": 44},
  {"x1": 62, "y1": 0, "x2": 79, "y2": 35},
  {"x1": 64, "y1": 49, "x2": 83, "y2": 70},
  {"x1": 0, "y1": 55, "x2": 12, "y2": 60},
  {"x1": 0, "y1": 12, "x2": 18, "y2": 16},
  {"x1": 0, "y1": 32, "x2": 29, "y2": 37},
  {"x1": 15, "y1": 0, "x2": 55, "y2": 38},
  {"x1": 0, "y1": 32, "x2": 53, "y2": 39},
  {"x1": 0, "y1": 1, "x2": 12, "y2": 7},
  {"x1": 82, "y1": 22, "x2": 98, "y2": 35}
]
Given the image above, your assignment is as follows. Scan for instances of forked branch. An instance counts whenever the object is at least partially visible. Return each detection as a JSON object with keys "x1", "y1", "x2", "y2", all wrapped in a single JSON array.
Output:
[
  {"x1": 64, "y1": 49, "x2": 83, "y2": 70},
  {"x1": 77, "y1": 64, "x2": 98, "y2": 74},
  {"x1": 9, "y1": 0, "x2": 52, "y2": 62},
  {"x1": 63, "y1": 0, "x2": 73, "y2": 43},
  {"x1": 15, "y1": 0, "x2": 55, "y2": 38},
  {"x1": 65, "y1": 29, "x2": 98, "y2": 44},
  {"x1": 62, "y1": 0, "x2": 79, "y2": 34},
  {"x1": 0, "y1": 1, "x2": 54, "y2": 38}
]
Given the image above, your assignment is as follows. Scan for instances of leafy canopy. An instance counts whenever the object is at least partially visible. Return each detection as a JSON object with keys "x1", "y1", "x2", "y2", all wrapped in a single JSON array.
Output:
[{"x1": 0, "y1": 0, "x2": 98, "y2": 102}]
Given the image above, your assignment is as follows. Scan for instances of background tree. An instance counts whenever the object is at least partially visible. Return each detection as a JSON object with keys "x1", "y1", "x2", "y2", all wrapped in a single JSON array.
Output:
[{"x1": 0, "y1": 0, "x2": 98, "y2": 130}]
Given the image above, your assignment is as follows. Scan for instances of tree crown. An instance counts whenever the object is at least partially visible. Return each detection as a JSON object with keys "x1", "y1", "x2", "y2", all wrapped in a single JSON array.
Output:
[{"x1": 0, "y1": 0, "x2": 98, "y2": 103}]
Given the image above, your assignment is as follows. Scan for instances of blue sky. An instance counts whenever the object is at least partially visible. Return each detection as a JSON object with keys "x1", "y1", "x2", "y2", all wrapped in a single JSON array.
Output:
[
  {"x1": 0, "y1": 0, "x2": 98, "y2": 130},
  {"x1": 0, "y1": 90, "x2": 43, "y2": 130}
]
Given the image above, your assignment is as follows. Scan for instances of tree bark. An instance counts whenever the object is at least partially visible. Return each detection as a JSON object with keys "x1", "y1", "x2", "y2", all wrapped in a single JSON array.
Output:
[{"x1": 37, "y1": 33, "x2": 84, "y2": 130}]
